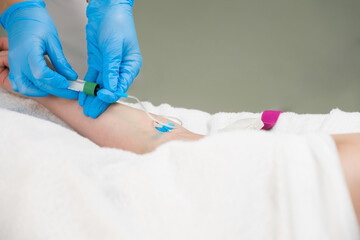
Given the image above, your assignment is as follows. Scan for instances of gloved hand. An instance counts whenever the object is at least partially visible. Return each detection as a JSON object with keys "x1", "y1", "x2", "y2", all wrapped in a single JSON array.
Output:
[
  {"x1": 79, "y1": 0, "x2": 142, "y2": 118},
  {"x1": 0, "y1": 1, "x2": 78, "y2": 99}
]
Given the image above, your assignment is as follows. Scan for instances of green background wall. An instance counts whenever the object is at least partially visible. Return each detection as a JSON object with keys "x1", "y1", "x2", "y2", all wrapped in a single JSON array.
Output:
[{"x1": 1, "y1": 0, "x2": 359, "y2": 114}]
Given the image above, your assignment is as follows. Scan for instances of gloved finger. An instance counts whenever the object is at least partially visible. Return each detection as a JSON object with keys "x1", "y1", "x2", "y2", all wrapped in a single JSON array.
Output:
[
  {"x1": 97, "y1": 88, "x2": 117, "y2": 103},
  {"x1": 54, "y1": 89, "x2": 79, "y2": 99},
  {"x1": 118, "y1": 72, "x2": 132, "y2": 93},
  {"x1": 39, "y1": 54, "x2": 78, "y2": 99},
  {"x1": 97, "y1": 88, "x2": 127, "y2": 103},
  {"x1": 46, "y1": 34, "x2": 78, "y2": 80},
  {"x1": 37, "y1": 85, "x2": 79, "y2": 99},
  {"x1": 0, "y1": 37, "x2": 9, "y2": 51},
  {"x1": 118, "y1": 54, "x2": 142, "y2": 93},
  {"x1": 79, "y1": 67, "x2": 99, "y2": 107},
  {"x1": 83, "y1": 95, "x2": 94, "y2": 117},
  {"x1": 85, "y1": 67, "x2": 99, "y2": 83},
  {"x1": 27, "y1": 46, "x2": 69, "y2": 89},
  {"x1": 13, "y1": 74, "x2": 48, "y2": 97},
  {"x1": 79, "y1": 92, "x2": 88, "y2": 107},
  {"x1": 85, "y1": 22, "x2": 102, "y2": 65},
  {"x1": 89, "y1": 99, "x2": 110, "y2": 119},
  {"x1": 8, "y1": 72, "x2": 18, "y2": 92},
  {"x1": 102, "y1": 45, "x2": 123, "y2": 92},
  {"x1": 118, "y1": 59, "x2": 142, "y2": 92},
  {"x1": 83, "y1": 96, "x2": 110, "y2": 119},
  {"x1": 86, "y1": 42, "x2": 102, "y2": 73}
]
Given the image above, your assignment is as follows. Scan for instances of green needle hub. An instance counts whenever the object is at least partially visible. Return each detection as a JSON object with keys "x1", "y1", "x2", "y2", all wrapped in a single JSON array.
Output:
[{"x1": 83, "y1": 81, "x2": 100, "y2": 96}]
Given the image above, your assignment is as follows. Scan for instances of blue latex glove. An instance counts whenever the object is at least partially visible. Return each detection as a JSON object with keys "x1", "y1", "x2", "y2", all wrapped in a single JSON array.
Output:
[
  {"x1": 79, "y1": 0, "x2": 142, "y2": 118},
  {"x1": 0, "y1": 1, "x2": 78, "y2": 99}
]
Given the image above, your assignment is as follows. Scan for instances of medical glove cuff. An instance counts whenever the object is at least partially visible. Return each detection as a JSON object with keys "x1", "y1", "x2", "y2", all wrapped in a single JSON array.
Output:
[
  {"x1": 87, "y1": 0, "x2": 134, "y2": 13},
  {"x1": 0, "y1": 1, "x2": 46, "y2": 29}
]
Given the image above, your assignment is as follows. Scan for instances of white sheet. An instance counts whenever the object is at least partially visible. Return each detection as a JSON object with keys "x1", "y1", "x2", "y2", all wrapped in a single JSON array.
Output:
[{"x1": 0, "y1": 89, "x2": 359, "y2": 240}]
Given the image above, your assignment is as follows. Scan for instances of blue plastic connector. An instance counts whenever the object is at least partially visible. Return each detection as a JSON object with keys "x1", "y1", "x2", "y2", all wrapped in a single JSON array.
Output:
[{"x1": 155, "y1": 122, "x2": 175, "y2": 133}]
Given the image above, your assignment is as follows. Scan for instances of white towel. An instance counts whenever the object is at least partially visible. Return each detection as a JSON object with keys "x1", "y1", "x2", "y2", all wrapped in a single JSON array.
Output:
[{"x1": 0, "y1": 90, "x2": 359, "y2": 240}]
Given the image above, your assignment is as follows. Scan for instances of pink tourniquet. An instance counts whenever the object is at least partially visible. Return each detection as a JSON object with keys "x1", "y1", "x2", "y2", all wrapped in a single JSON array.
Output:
[{"x1": 261, "y1": 110, "x2": 283, "y2": 130}]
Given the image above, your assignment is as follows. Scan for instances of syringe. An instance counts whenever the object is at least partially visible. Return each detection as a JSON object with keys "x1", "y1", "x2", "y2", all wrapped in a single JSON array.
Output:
[{"x1": 67, "y1": 79, "x2": 182, "y2": 131}]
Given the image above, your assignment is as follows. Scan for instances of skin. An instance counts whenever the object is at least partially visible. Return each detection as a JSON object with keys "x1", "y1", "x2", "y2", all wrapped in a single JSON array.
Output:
[
  {"x1": 0, "y1": 36, "x2": 358, "y2": 226},
  {"x1": 332, "y1": 134, "x2": 360, "y2": 225},
  {"x1": 0, "y1": 0, "x2": 28, "y2": 14}
]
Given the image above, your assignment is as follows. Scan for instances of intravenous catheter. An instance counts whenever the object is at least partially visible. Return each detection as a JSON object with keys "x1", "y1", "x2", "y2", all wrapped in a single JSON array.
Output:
[{"x1": 67, "y1": 79, "x2": 182, "y2": 132}]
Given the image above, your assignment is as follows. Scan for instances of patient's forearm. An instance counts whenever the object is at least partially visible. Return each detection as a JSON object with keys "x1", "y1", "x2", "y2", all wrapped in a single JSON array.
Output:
[{"x1": 33, "y1": 96, "x2": 203, "y2": 154}]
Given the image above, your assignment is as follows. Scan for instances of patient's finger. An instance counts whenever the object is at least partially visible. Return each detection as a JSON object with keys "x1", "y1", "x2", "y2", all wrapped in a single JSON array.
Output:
[
  {"x1": 0, "y1": 50, "x2": 8, "y2": 56},
  {"x1": 0, "y1": 50, "x2": 9, "y2": 68},
  {"x1": 0, "y1": 37, "x2": 9, "y2": 51},
  {"x1": 0, "y1": 68, "x2": 9, "y2": 86}
]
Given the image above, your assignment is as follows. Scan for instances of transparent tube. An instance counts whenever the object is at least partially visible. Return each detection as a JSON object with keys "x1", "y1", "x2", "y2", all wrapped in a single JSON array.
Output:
[
  {"x1": 68, "y1": 79, "x2": 85, "y2": 92},
  {"x1": 67, "y1": 80, "x2": 183, "y2": 130},
  {"x1": 118, "y1": 95, "x2": 183, "y2": 130}
]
